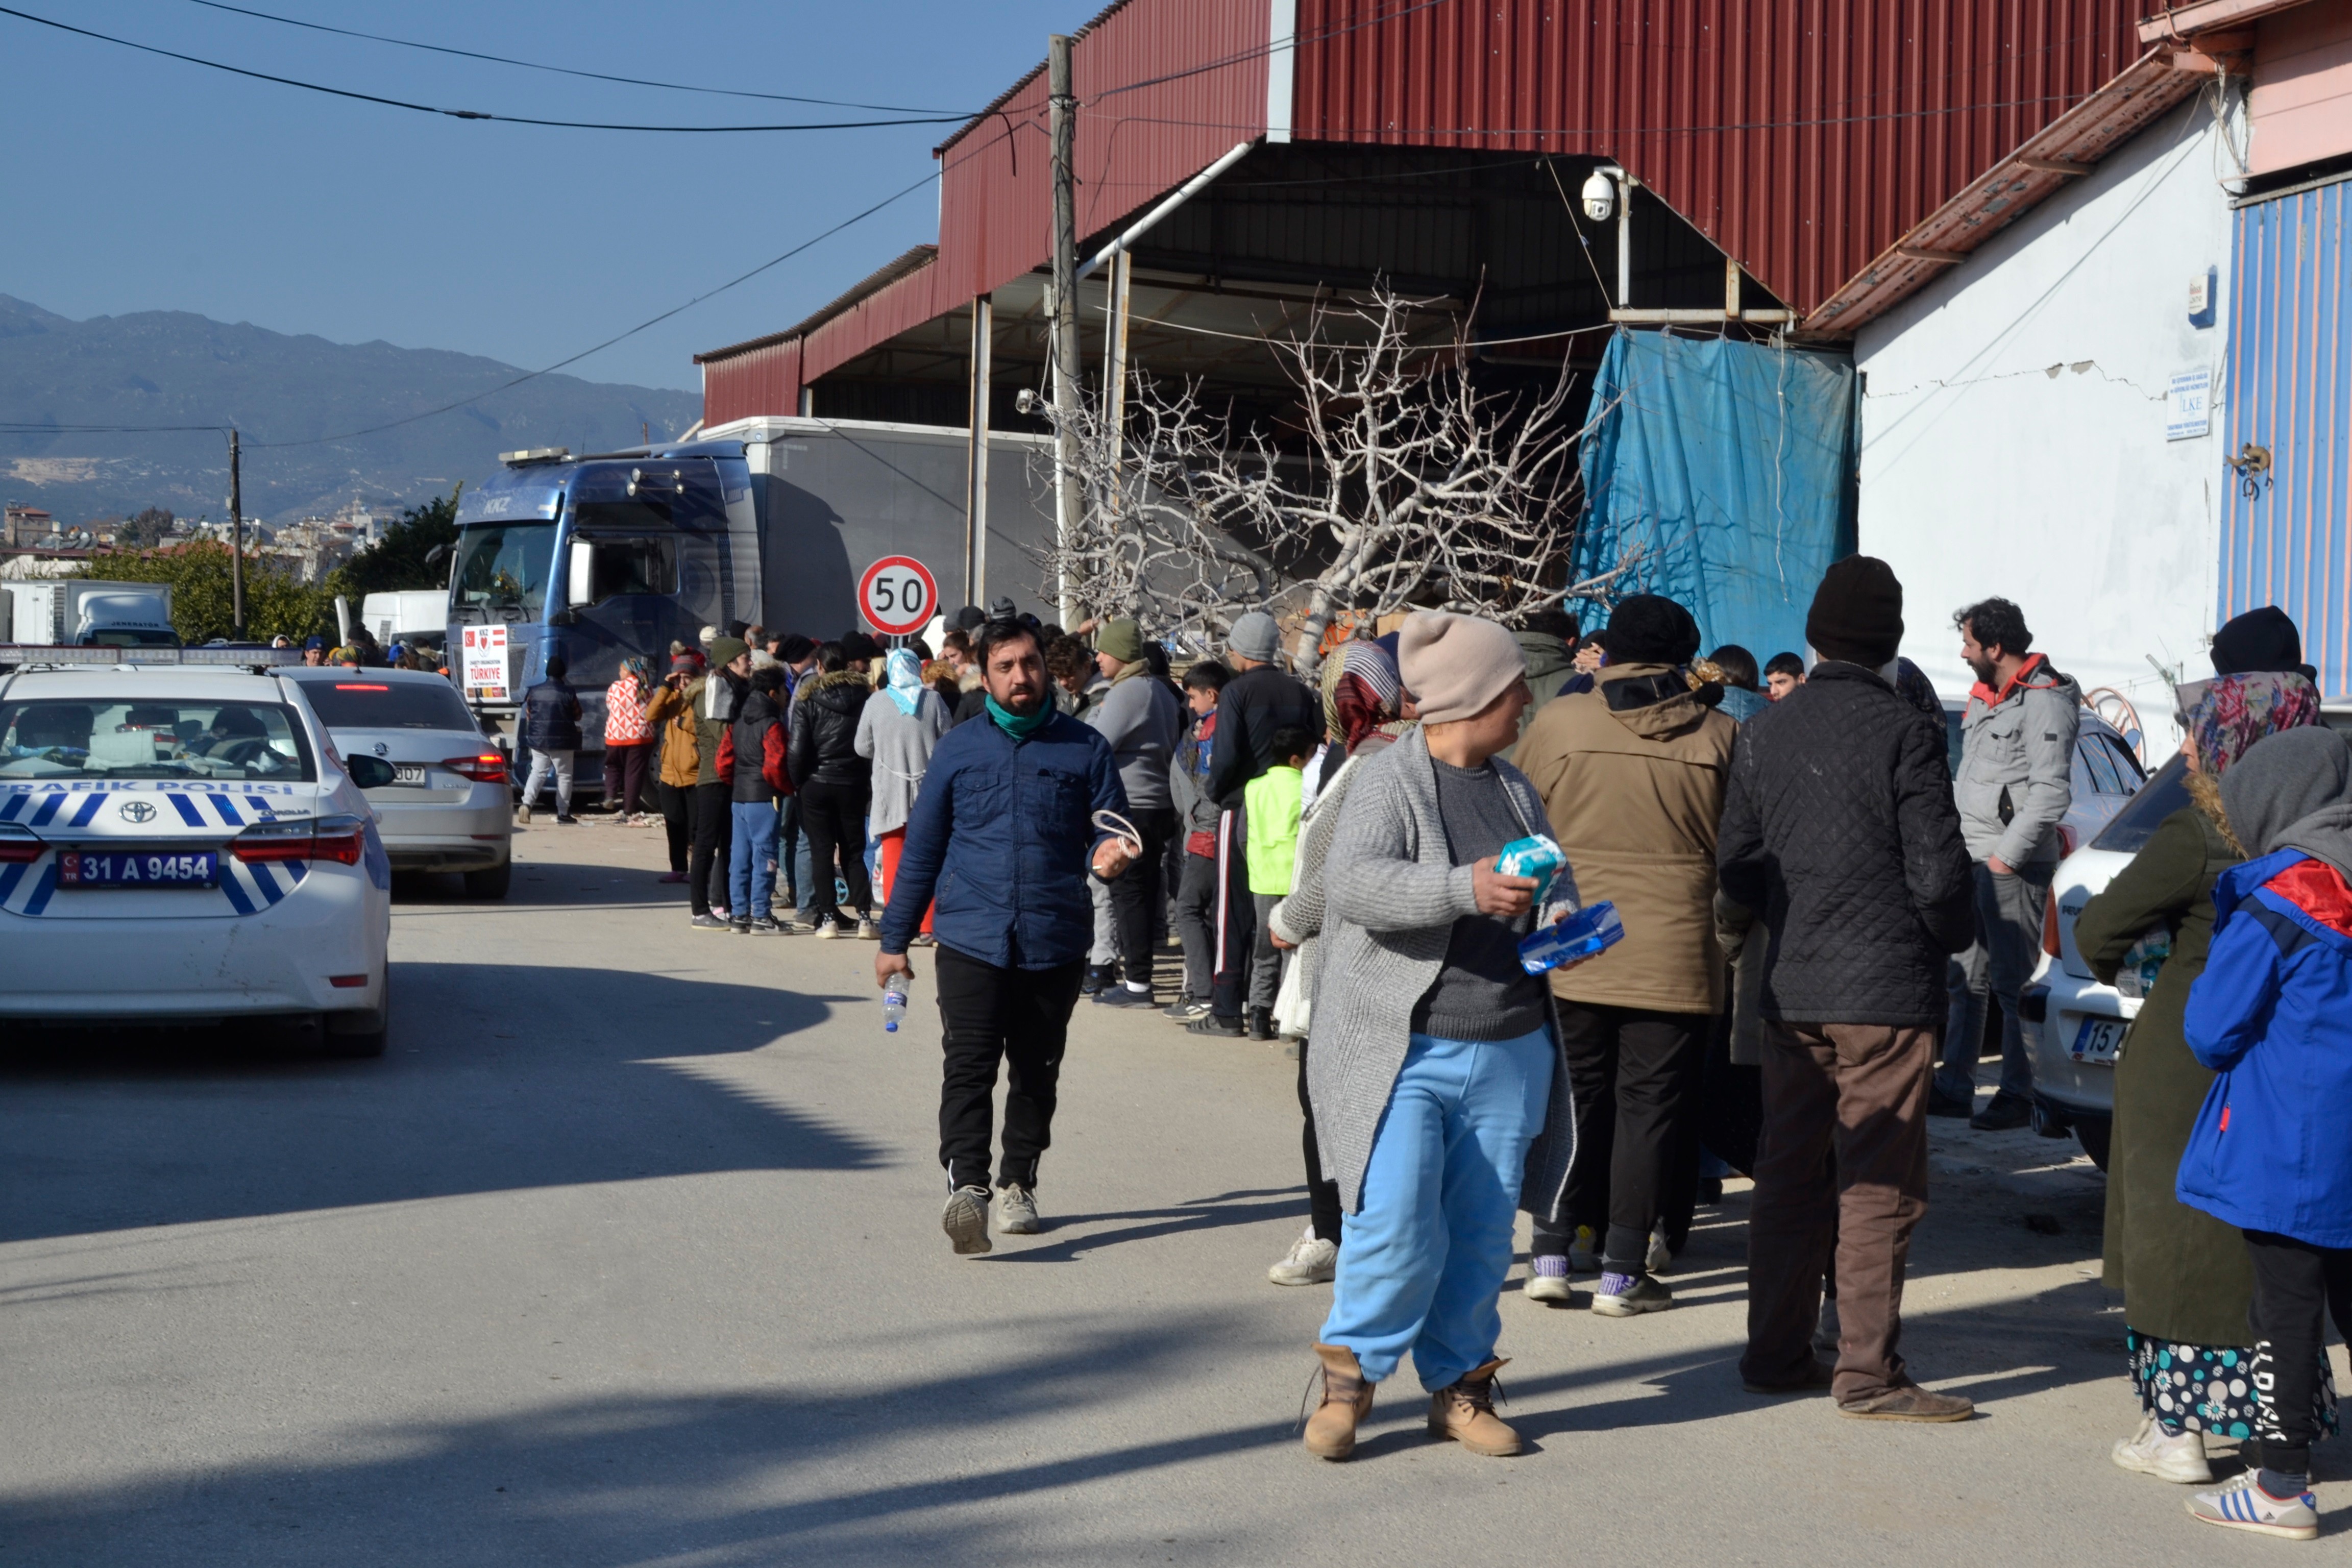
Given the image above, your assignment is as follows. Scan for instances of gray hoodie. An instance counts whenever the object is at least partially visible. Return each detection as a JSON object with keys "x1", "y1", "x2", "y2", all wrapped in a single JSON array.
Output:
[
  {"x1": 1086, "y1": 668, "x2": 1180, "y2": 812},
  {"x1": 1955, "y1": 654, "x2": 2080, "y2": 865},
  {"x1": 2219, "y1": 725, "x2": 2352, "y2": 879}
]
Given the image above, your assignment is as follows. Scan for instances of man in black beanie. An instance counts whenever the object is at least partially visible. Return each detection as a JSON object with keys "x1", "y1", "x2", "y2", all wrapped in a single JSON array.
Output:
[{"x1": 1718, "y1": 555, "x2": 1977, "y2": 1420}]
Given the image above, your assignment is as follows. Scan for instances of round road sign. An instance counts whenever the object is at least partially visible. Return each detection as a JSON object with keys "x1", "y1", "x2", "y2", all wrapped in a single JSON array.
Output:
[{"x1": 857, "y1": 555, "x2": 939, "y2": 636}]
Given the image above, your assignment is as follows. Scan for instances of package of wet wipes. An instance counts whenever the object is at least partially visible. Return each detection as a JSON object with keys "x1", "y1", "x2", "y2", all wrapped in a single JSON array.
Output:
[{"x1": 1493, "y1": 834, "x2": 1565, "y2": 905}]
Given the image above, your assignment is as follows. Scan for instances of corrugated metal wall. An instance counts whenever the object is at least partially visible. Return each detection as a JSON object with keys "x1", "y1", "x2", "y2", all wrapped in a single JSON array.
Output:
[
  {"x1": 703, "y1": 338, "x2": 802, "y2": 429},
  {"x1": 2221, "y1": 179, "x2": 2352, "y2": 696},
  {"x1": 1291, "y1": 0, "x2": 2149, "y2": 316}
]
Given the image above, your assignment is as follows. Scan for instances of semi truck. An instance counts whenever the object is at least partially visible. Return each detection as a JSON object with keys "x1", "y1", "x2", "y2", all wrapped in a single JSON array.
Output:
[{"x1": 445, "y1": 417, "x2": 1057, "y2": 775}]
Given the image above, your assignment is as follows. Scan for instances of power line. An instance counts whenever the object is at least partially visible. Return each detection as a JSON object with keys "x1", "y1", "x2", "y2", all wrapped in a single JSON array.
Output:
[
  {"x1": 0, "y1": 5, "x2": 968, "y2": 132},
  {"x1": 179, "y1": 0, "x2": 970, "y2": 116}
]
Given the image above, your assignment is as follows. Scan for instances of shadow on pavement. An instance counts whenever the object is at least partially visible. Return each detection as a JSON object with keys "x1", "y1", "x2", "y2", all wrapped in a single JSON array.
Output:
[{"x1": 0, "y1": 961, "x2": 884, "y2": 1244}]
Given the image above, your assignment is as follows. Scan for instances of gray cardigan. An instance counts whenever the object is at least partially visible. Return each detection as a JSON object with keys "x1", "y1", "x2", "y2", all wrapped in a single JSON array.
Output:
[
  {"x1": 1303, "y1": 726, "x2": 1578, "y2": 1220},
  {"x1": 853, "y1": 688, "x2": 951, "y2": 836}
]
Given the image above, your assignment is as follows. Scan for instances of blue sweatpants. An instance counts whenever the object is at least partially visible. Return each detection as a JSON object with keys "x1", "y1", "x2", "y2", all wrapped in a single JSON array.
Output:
[
  {"x1": 728, "y1": 800, "x2": 780, "y2": 920},
  {"x1": 1320, "y1": 1027, "x2": 1555, "y2": 1390}
]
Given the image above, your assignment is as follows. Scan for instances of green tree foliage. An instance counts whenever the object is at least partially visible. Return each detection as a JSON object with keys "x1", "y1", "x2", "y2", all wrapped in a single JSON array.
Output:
[
  {"x1": 72, "y1": 543, "x2": 333, "y2": 644},
  {"x1": 327, "y1": 489, "x2": 460, "y2": 601}
]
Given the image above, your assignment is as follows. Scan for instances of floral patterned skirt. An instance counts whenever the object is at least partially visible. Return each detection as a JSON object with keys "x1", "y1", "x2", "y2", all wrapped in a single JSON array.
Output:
[{"x1": 2127, "y1": 1329, "x2": 2340, "y2": 1441}]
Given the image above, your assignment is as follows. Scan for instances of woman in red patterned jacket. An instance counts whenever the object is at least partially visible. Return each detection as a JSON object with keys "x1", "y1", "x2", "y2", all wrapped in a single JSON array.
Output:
[{"x1": 603, "y1": 657, "x2": 654, "y2": 820}]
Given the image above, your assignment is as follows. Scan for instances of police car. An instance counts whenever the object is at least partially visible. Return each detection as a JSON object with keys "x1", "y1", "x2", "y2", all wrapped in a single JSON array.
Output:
[{"x1": 0, "y1": 662, "x2": 394, "y2": 1054}]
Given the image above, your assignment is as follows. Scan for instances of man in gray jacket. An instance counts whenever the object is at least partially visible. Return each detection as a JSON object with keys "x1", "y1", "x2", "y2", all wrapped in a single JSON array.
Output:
[
  {"x1": 1951, "y1": 597, "x2": 2078, "y2": 1132},
  {"x1": 1087, "y1": 618, "x2": 1182, "y2": 1008}
]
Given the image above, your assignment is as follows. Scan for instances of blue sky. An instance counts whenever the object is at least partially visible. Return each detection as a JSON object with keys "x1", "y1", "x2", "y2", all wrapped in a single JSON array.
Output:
[{"x1": 0, "y1": 1, "x2": 1078, "y2": 391}]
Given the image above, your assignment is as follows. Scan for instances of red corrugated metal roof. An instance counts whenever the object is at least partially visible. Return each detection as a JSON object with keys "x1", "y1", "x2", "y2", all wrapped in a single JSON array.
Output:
[{"x1": 694, "y1": 246, "x2": 938, "y2": 363}]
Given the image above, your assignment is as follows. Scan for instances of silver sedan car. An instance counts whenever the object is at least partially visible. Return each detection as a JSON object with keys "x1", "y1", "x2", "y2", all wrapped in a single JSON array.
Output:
[{"x1": 281, "y1": 668, "x2": 513, "y2": 898}]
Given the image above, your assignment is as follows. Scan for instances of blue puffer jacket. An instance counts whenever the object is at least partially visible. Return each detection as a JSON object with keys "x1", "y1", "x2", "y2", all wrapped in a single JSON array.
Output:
[
  {"x1": 879, "y1": 708, "x2": 1128, "y2": 968},
  {"x1": 2177, "y1": 847, "x2": 2352, "y2": 1248}
]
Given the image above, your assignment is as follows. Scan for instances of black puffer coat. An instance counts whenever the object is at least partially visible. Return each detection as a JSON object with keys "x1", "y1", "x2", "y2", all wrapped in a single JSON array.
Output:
[
  {"x1": 1717, "y1": 660, "x2": 1973, "y2": 1026},
  {"x1": 789, "y1": 669, "x2": 873, "y2": 791}
]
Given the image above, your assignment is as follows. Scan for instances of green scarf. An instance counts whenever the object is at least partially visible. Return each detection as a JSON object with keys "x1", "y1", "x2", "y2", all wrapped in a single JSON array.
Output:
[{"x1": 986, "y1": 693, "x2": 1054, "y2": 740}]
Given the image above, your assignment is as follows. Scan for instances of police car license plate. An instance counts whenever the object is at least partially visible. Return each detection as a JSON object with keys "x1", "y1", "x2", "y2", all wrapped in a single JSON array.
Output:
[
  {"x1": 2071, "y1": 1016, "x2": 2125, "y2": 1067},
  {"x1": 390, "y1": 764, "x2": 428, "y2": 786},
  {"x1": 58, "y1": 849, "x2": 218, "y2": 889}
]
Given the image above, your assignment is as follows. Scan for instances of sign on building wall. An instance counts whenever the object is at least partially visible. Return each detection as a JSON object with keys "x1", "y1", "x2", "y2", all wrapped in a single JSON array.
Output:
[{"x1": 2167, "y1": 368, "x2": 2212, "y2": 440}]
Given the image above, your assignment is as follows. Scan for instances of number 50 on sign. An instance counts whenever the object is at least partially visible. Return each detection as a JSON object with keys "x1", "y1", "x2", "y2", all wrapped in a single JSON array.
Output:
[{"x1": 859, "y1": 556, "x2": 938, "y2": 636}]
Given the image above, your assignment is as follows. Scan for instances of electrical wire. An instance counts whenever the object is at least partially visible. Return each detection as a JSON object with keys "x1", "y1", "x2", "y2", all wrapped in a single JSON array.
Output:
[
  {"x1": 0, "y1": 5, "x2": 967, "y2": 131},
  {"x1": 178, "y1": 0, "x2": 971, "y2": 116}
]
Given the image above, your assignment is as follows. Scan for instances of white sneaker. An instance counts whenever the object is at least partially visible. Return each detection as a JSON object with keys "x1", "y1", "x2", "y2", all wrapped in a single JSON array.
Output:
[
  {"x1": 995, "y1": 1184, "x2": 1042, "y2": 1235},
  {"x1": 513, "y1": 803, "x2": 531, "y2": 825},
  {"x1": 2187, "y1": 1472, "x2": 2317, "y2": 1539},
  {"x1": 1567, "y1": 1223, "x2": 1600, "y2": 1272},
  {"x1": 2112, "y1": 1414, "x2": 2214, "y2": 1483},
  {"x1": 1267, "y1": 1227, "x2": 1337, "y2": 1286},
  {"x1": 942, "y1": 1185, "x2": 993, "y2": 1256},
  {"x1": 1813, "y1": 1297, "x2": 1841, "y2": 1357},
  {"x1": 1647, "y1": 1220, "x2": 1675, "y2": 1275},
  {"x1": 1524, "y1": 1268, "x2": 1577, "y2": 1305}
]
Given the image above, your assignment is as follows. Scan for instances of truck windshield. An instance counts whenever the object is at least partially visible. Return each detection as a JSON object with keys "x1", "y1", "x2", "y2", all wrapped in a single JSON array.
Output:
[
  {"x1": 452, "y1": 524, "x2": 554, "y2": 620},
  {"x1": 82, "y1": 628, "x2": 182, "y2": 649}
]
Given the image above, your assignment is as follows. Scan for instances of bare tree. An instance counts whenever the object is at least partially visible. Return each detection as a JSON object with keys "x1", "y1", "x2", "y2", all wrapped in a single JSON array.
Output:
[{"x1": 1032, "y1": 284, "x2": 1624, "y2": 672}]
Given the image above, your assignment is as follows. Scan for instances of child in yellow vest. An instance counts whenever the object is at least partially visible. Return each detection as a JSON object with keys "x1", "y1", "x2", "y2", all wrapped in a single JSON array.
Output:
[{"x1": 1242, "y1": 726, "x2": 1316, "y2": 1037}]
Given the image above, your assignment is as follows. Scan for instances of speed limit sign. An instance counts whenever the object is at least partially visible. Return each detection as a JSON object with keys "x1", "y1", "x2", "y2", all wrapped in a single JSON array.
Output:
[{"x1": 857, "y1": 555, "x2": 939, "y2": 636}]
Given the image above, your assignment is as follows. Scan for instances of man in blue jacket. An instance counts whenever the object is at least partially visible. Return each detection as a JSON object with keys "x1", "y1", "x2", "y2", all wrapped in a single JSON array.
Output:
[
  {"x1": 518, "y1": 654, "x2": 583, "y2": 825},
  {"x1": 876, "y1": 615, "x2": 1136, "y2": 1256}
]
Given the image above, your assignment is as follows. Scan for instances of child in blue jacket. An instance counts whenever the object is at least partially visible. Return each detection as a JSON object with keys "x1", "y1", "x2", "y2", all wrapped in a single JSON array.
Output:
[{"x1": 2177, "y1": 726, "x2": 2352, "y2": 1541}]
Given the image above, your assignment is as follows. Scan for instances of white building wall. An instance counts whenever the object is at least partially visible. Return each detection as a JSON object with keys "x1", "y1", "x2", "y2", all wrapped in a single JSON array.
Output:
[{"x1": 1855, "y1": 96, "x2": 2239, "y2": 754}]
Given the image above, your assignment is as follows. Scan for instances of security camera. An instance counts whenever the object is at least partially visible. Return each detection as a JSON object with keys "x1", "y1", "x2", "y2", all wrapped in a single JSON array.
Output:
[
  {"x1": 1581, "y1": 169, "x2": 1618, "y2": 223},
  {"x1": 1015, "y1": 387, "x2": 1038, "y2": 415}
]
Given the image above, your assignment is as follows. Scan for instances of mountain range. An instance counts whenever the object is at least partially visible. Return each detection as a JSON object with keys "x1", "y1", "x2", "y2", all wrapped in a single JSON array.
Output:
[{"x1": 0, "y1": 296, "x2": 702, "y2": 527}]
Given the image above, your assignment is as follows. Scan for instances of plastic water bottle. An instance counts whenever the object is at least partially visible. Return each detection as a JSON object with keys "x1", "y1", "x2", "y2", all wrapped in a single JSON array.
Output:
[
  {"x1": 881, "y1": 979, "x2": 909, "y2": 1033},
  {"x1": 1517, "y1": 900, "x2": 1625, "y2": 975}
]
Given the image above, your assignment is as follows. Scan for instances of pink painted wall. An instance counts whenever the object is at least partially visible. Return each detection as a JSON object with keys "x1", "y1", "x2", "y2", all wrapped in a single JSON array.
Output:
[{"x1": 2250, "y1": 4, "x2": 2352, "y2": 178}]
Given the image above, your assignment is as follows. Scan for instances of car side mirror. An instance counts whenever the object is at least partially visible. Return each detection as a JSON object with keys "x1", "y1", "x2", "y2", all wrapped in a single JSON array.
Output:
[{"x1": 346, "y1": 755, "x2": 397, "y2": 789}]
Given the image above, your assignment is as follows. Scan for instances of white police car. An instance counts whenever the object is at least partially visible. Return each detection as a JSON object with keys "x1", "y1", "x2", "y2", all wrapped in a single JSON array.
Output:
[{"x1": 0, "y1": 663, "x2": 394, "y2": 1054}]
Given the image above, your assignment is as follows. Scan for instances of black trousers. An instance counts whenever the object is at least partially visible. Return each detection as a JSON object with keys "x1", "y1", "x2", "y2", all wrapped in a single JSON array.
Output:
[
  {"x1": 1532, "y1": 1001, "x2": 1709, "y2": 1272},
  {"x1": 1297, "y1": 1032, "x2": 1342, "y2": 1243},
  {"x1": 603, "y1": 743, "x2": 651, "y2": 816},
  {"x1": 935, "y1": 944, "x2": 1085, "y2": 1191},
  {"x1": 688, "y1": 780, "x2": 731, "y2": 915},
  {"x1": 1208, "y1": 800, "x2": 1256, "y2": 1021},
  {"x1": 2245, "y1": 1229, "x2": 2352, "y2": 1476},
  {"x1": 799, "y1": 779, "x2": 871, "y2": 925},
  {"x1": 1173, "y1": 850, "x2": 1220, "y2": 1000},
  {"x1": 1105, "y1": 805, "x2": 1177, "y2": 990},
  {"x1": 657, "y1": 780, "x2": 692, "y2": 874}
]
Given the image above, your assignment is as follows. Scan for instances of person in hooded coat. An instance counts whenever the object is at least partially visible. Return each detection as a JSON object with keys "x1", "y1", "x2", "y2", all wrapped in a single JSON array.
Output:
[
  {"x1": 857, "y1": 648, "x2": 952, "y2": 940},
  {"x1": 2075, "y1": 608, "x2": 2328, "y2": 1487},
  {"x1": 1512, "y1": 594, "x2": 1735, "y2": 1315},
  {"x1": 790, "y1": 641, "x2": 879, "y2": 937}
]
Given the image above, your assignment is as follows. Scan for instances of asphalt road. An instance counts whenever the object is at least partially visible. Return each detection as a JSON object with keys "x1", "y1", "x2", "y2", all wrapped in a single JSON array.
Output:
[{"x1": 1, "y1": 822, "x2": 2341, "y2": 1564}]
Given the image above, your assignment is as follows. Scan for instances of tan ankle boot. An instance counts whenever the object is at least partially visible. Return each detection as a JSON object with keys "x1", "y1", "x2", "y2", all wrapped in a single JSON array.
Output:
[
  {"x1": 1304, "y1": 1343, "x2": 1375, "y2": 1460},
  {"x1": 1428, "y1": 1358, "x2": 1520, "y2": 1456}
]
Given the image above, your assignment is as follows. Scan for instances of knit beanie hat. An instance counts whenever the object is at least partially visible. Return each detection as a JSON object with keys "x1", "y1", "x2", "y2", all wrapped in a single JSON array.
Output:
[
  {"x1": 1606, "y1": 595, "x2": 1701, "y2": 665},
  {"x1": 1397, "y1": 611, "x2": 1526, "y2": 725},
  {"x1": 707, "y1": 636, "x2": 749, "y2": 669},
  {"x1": 2211, "y1": 605, "x2": 2316, "y2": 680},
  {"x1": 1228, "y1": 610, "x2": 1281, "y2": 664},
  {"x1": 1805, "y1": 555, "x2": 1905, "y2": 667},
  {"x1": 1096, "y1": 617, "x2": 1145, "y2": 663}
]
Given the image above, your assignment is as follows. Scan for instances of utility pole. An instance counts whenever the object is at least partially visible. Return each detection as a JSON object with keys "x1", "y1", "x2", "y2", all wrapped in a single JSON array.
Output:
[
  {"x1": 1048, "y1": 32, "x2": 1081, "y2": 626},
  {"x1": 228, "y1": 428, "x2": 245, "y2": 640}
]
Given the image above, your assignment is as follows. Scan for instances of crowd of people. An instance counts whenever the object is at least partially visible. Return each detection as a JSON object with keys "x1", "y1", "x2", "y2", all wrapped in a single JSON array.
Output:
[{"x1": 512, "y1": 575, "x2": 2344, "y2": 1537}]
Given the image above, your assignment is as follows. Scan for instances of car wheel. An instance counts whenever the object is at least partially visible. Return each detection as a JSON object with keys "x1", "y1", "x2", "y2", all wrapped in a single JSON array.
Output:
[
  {"x1": 2075, "y1": 1115, "x2": 2112, "y2": 1172},
  {"x1": 322, "y1": 978, "x2": 390, "y2": 1059},
  {"x1": 463, "y1": 857, "x2": 512, "y2": 900}
]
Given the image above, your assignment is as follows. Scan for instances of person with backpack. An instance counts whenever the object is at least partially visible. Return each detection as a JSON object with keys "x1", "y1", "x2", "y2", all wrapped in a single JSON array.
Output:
[
  {"x1": 2171, "y1": 725, "x2": 2352, "y2": 1541},
  {"x1": 518, "y1": 655, "x2": 583, "y2": 825}
]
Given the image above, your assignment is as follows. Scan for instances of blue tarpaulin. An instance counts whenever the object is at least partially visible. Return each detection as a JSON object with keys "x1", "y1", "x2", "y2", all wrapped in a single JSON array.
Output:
[{"x1": 1570, "y1": 331, "x2": 1857, "y2": 664}]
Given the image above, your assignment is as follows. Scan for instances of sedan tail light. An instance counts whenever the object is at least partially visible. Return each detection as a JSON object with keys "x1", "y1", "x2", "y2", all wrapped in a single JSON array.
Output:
[
  {"x1": 0, "y1": 826, "x2": 43, "y2": 864},
  {"x1": 2043, "y1": 891, "x2": 2063, "y2": 959},
  {"x1": 233, "y1": 813, "x2": 366, "y2": 867},
  {"x1": 443, "y1": 753, "x2": 508, "y2": 784}
]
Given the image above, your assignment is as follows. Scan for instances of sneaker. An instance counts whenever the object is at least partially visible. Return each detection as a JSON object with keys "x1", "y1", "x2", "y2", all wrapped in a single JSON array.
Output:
[
  {"x1": 710, "y1": 906, "x2": 732, "y2": 922},
  {"x1": 817, "y1": 920, "x2": 847, "y2": 940},
  {"x1": 942, "y1": 1185, "x2": 993, "y2": 1256},
  {"x1": 855, "y1": 917, "x2": 880, "y2": 941},
  {"x1": 2187, "y1": 1473, "x2": 2318, "y2": 1539},
  {"x1": 554, "y1": 814, "x2": 578, "y2": 825},
  {"x1": 1268, "y1": 1228, "x2": 1338, "y2": 1286},
  {"x1": 1835, "y1": 1381, "x2": 1973, "y2": 1422},
  {"x1": 1524, "y1": 1255, "x2": 1576, "y2": 1305},
  {"x1": 513, "y1": 803, "x2": 532, "y2": 825},
  {"x1": 994, "y1": 1184, "x2": 1042, "y2": 1235},
  {"x1": 657, "y1": 871, "x2": 688, "y2": 885},
  {"x1": 1163, "y1": 994, "x2": 1212, "y2": 1021},
  {"x1": 691, "y1": 913, "x2": 728, "y2": 932},
  {"x1": 1646, "y1": 1220, "x2": 1675, "y2": 1275},
  {"x1": 749, "y1": 914, "x2": 791, "y2": 935},
  {"x1": 1081, "y1": 963, "x2": 1115, "y2": 996},
  {"x1": 1186, "y1": 1012, "x2": 1245, "y2": 1038},
  {"x1": 2112, "y1": 1415, "x2": 2214, "y2": 1483},
  {"x1": 728, "y1": 918, "x2": 751, "y2": 935},
  {"x1": 1926, "y1": 1087, "x2": 1974, "y2": 1118},
  {"x1": 1567, "y1": 1224, "x2": 1601, "y2": 1273},
  {"x1": 1969, "y1": 1091, "x2": 2033, "y2": 1132},
  {"x1": 1093, "y1": 984, "x2": 1159, "y2": 1008},
  {"x1": 1590, "y1": 1271, "x2": 1673, "y2": 1317}
]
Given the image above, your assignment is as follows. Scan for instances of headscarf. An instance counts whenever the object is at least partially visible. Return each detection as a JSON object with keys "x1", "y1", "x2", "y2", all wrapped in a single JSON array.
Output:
[
  {"x1": 884, "y1": 648, "x2": 927, "y2": 716},
  {"x1": 2187, "y1": 670, "x2": 2321, "y2": 778},
  {"x1": 1321, "y1": 636, "x2": 1404, "y2": 754}
]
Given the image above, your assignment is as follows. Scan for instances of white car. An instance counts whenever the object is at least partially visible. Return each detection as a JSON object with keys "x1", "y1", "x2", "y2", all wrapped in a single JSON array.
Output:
[
  {"x1": 0, "y1": 664, "x2": 394, "y2": 1055},
  {"x1": 280, "y1": 667, "x2": 512, "y2": 897}
]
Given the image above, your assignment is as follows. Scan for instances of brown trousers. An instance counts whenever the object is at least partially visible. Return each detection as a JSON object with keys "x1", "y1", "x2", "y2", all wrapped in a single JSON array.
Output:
[{"x1": 1742, "y1": 1020, "x2": 1932, "y2": 1402}]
